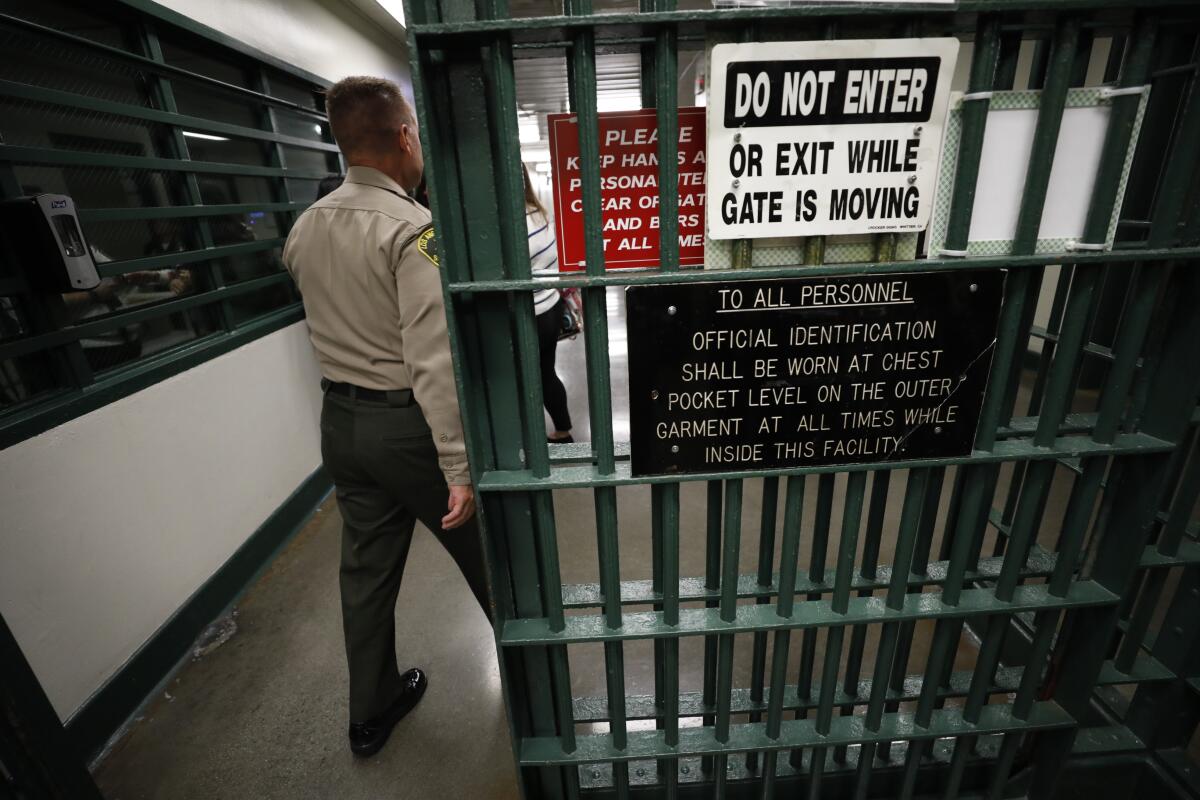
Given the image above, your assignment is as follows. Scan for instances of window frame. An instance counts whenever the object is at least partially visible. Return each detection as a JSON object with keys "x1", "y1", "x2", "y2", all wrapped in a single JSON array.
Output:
[{"x1": 0, "y1": 0, "x2": 345, "y2": 448}]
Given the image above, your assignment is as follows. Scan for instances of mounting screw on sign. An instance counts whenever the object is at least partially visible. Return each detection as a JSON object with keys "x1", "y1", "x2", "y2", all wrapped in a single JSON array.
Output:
[
  {"x1": 651, "y1": 389, "x2": 660, "y2": 399},
  {"x1": 671, "y1": 445, "x2": 680, "y2": 453},
  {"x1": 667, "y1": 305, "x2": 677, "y2": 315},
  {"x1": 969, "y1": 283, "x2": 978, "y2": 293}
]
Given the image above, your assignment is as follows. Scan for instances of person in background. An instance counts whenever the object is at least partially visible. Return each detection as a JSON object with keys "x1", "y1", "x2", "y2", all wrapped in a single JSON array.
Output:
[
  {"x1": 413, "y1": 174, "x2": 430, "y2": 210},
  {"x1": 283, "y1": 77, "x2": 489, "y2": 759},
  {"x1": 524, "y1": 164, "x2": 573, "y2": 444},
  {"x1": 316, "y1": 173, "x2": 344, "y2": 201}
]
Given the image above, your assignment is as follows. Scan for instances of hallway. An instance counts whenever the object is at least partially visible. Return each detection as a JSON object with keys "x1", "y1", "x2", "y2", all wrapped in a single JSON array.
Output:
[{"x1": 93, "y1": 497, "x2": 520, "y2": 800}]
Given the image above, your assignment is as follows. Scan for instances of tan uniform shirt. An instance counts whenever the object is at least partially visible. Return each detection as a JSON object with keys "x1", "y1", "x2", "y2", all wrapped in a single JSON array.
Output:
[{"x1": 283, "y1": 166, "x2": 469, "y2": 485}]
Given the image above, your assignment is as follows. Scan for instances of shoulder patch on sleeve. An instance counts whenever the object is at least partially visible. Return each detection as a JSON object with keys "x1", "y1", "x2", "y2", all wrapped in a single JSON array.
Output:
[{"x1": 415, "y1": 226, "x2": 440, "y2": 268}]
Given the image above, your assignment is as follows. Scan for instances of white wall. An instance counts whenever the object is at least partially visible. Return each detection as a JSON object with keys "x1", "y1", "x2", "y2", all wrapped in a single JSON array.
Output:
[
  {"x1": 0, "y1": 323, "x2": 324, "y2": 717},
  {"x1": 0, "y1": 0, "x2": 413, "y2": 722},
  {"x1": 152, "y1": 0, "x2": 413, "y2": 97}
]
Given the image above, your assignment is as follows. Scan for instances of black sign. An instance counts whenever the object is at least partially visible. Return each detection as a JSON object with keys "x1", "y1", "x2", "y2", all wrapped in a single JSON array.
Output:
[
  {"x1": 723, "y1": 57, "x2": 943, "y2": 128},
  {"x1": 626, "y1": 269, "x2": 1005, "y2": 477}
]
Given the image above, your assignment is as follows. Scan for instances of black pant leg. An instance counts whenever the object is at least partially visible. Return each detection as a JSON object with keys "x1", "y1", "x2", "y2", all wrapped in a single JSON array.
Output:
[
  {"x1": 321, "y1": 393, "x2": 417, "y2": 723},
  {"x1": 536, "y1": 301, "x2": 573, "y2": 431}
]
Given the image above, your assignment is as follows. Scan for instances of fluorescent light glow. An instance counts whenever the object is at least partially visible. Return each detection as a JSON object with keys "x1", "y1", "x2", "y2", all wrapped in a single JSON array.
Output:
[
  {"x1": 518, "y1": 116, "x2": 541, "y2": 144},
  {"x1": 596, "y1": 94, "x2": 642, "y2": 113},
  {"x1": 182, "y1": 131, "x2": 229, "y2": 142},
  {"x1": 374, "y1": 0, "x2": 405, "y2": 27},
  {"x1": 534, "y1": 162, "x2": 551, "y2": 173},
  {"x1": 521, "y1": 147, "x2": 550, "y2": 163}
]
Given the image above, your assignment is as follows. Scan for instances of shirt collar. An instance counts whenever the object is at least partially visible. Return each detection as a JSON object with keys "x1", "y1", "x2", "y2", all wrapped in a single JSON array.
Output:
[{"x1": 344, "y1": 166, "x2": 409, "y2": 197}]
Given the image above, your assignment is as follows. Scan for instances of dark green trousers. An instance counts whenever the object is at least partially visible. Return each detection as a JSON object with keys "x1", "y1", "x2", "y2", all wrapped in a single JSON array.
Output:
[{"x1": 320, "y1": 390, "x2": 490, "y2": 723}]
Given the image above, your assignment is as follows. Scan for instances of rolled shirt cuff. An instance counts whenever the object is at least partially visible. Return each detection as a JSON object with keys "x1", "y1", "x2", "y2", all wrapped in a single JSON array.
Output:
[{"x1": 440, "y1": 457, "x2": 472, "y2": 486}]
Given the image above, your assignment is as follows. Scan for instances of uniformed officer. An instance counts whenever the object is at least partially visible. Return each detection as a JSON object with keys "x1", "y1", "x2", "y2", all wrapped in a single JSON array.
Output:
[{"x1": 282, "y1": 76, "x2": 490, "y2": 759}]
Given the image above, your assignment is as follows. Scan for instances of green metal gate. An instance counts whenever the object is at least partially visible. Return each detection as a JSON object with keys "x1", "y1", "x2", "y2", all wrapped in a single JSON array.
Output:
[{"x1": 402, "y1": 1, "x2": 1200, "y2": 797}]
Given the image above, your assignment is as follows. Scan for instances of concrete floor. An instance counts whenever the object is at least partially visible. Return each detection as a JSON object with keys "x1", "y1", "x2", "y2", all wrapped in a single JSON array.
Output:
[
  {"x1": 93, "y1": 496, "x2": 520, "y2": 800},
  {"x1": 94, "y1": 288, "x2": 1065, "y2": 798}
]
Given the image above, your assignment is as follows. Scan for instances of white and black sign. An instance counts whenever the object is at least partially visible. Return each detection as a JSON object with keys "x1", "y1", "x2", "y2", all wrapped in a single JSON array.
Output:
[
  {"x1": 707, "y1": 38, "x2": 959, "y2": 240},
  {"x1": 626, "y1": 269, "x2": 1004, "y2": 477}
]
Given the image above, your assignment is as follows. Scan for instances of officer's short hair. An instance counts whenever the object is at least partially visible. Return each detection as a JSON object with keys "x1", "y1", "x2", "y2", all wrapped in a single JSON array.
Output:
[{"x1": 325, "y1": 76, "x2": 416, "y2": 159}]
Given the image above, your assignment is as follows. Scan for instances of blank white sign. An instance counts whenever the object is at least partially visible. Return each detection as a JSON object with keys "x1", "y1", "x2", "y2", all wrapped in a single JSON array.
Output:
[{"x1": 969, "y1": 104, "x2": 1109, "y2": 243}]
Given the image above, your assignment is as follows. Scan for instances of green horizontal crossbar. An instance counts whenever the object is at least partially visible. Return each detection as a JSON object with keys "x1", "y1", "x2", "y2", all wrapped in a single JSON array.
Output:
[
  {"x1": 997, "y1": 412, "x2": 1096, "y2": 438},
  {"x1": 520, "y1": 701, "x2": 1075, "y2": 766},
  {"x1": 502, "y1": 580, "x2": 1116, "y2": 646},
  {"x1": 96, "y1": 238, "x2": 285, "y2": 279},
  {"x1": 1139, "y1": 540, "x2": 1200, "y2": 568},
  {"x1": 0, "y1": 13, "x2": 327, "y2": 118},
  {"x1": 0, "y1": 302, "x2": 303, "y2": 450},
  {"x1": 414, "y1": 0, "x2": 1199, "y2": 39},
  {"x1": 0, "y1": 145, "x2": 328, "y2": 180},
  {"x1": 1029, "y1": 325, "x2": 1121, "y2": 363},
  {"x1": 0, "y1": 272, "x2": 292, "y2": 361},
  {"x1": 480, "y1": 433, "x2": 1172, "y2": 491},
  {"x1": 561, "y1": 545, "x2": 1057, "y2": 608},
  {"x1": 1095, "y1": 652, "x2": 1175, "y2": 685},
  {"x1": 0, "y1": 80, "x2": 337, "y2": 153},
  {"x1": 573, "y1": 653, "x2": 1173, "y2": 725},
  {"x1": 79, "y1": 202, "x2": 309, "y2": 223},
  {"x1": 448, "y1": 248, "x2": 1197, "y2": 295},
  {"x1": 573, "y1": 666, "x2": 1026, "y2": 724},
  {"x1": 1070, "y1": 725, "x2": 1145, "y2": 755}
]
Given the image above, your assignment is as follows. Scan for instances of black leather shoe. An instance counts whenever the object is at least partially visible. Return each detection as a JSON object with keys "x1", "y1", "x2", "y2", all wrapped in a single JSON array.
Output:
[
  {"x1": 348, "y1": 668, "x2": 428, "y2": 758},
  {"x1": 547, "y1": 435, "x2": 574, "y2": 444}
]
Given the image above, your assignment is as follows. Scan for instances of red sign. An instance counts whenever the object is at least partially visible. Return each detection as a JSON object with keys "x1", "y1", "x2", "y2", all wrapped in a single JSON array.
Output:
[{"x1": 548, "y1": 107, "x2": 706, "y2": 270}]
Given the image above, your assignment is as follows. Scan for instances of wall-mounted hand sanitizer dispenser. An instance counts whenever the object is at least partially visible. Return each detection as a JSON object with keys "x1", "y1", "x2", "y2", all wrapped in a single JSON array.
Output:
[{"x1": 1, "y1": 194, "x2": 101, "y2": 292}]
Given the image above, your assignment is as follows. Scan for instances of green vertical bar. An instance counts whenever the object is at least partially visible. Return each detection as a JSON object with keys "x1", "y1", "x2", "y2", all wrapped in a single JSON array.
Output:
[
  {"x1": 808, "y1": 472, "x2": 866, "y2": 797},
  {"x1": 561, "y1": 18, "x2": 627, "y2": 792},
  {"x1": 535, "y1": 492, "x2": 580, "y2": 798},
  {"x1": 714, "y1": 479, "x2": 743, "y2": 800},
  {"x1": 834, "y1": 470, "x2": 890, "y2": 765},
  {"x1": 482, "y1": 37, "x2": 554, "y2": 482},
  {"x1": 761, "y1": 476, "x2": 805, "y2": 800},
  {"x1": 852, "y1": 469, "x2": 930, "y2": 800},
  {"x1": 880, "y1": 466, "x2": 942, "y2": 765},
  {"x1": 654, "y1": 9, "x2": 679, "y2": 272},
  {"x1": 597, "y1": 485, "x2": 629, "y2": 799},
  {"x1": 940, "y1": 16, "x2": 1002, "y2": 255},
  {"x1": 1012, "y1": 17, "x2": 1081, "y2": 256},
  {"x1": 473, "y1": 43, "x2": 585, "y2": 796},
  {"x1": 747, "y1": 476, "x2": 778, "y2": 773},
  {"x1": 651, "y1": 483, "x2": 665, "y2": 755},
  {"x1": 566, "y1": 0, "x2": 616, "y2": 477},
  {"x1": 702, "y1": 480, "x2": 722, "y2": 774},
  {"x1": 1156, "y1": 436, "x2": 1200, "y2": 557},
  {"x1": 790, "y1": 473, "x2": 833, "y2": 770},
  {"x1": 926, "y1": 18, "x2": 1085, "y2": 794},
  {"x1": 660, "y1": 482, "x2": 680, "y2": 797}
]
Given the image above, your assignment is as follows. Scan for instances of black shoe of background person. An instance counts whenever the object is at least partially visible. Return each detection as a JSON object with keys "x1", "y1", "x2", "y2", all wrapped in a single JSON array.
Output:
[
  {"x1": 547, "y1": 435, "x2": 574, "y2": 444},
  {"x1": 348, "y1": 668, "x2": 428, "y2": 758}
]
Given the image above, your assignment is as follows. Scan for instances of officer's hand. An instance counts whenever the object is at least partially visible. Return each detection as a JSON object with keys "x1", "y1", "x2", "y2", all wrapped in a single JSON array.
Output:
[{"x1": 442, "y1": 484, "x2": 476, "y2": 530}]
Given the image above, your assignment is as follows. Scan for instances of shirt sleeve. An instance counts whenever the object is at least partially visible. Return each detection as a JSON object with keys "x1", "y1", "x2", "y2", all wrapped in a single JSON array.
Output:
[{"x1": 394, "y1": 224, "x2": 471, "y2": 486}]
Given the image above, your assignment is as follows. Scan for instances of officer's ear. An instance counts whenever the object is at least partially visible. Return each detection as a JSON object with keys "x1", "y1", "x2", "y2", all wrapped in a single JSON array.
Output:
[{"x1": 398, "y1": 122, "x2": 418, "y2": 155}]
